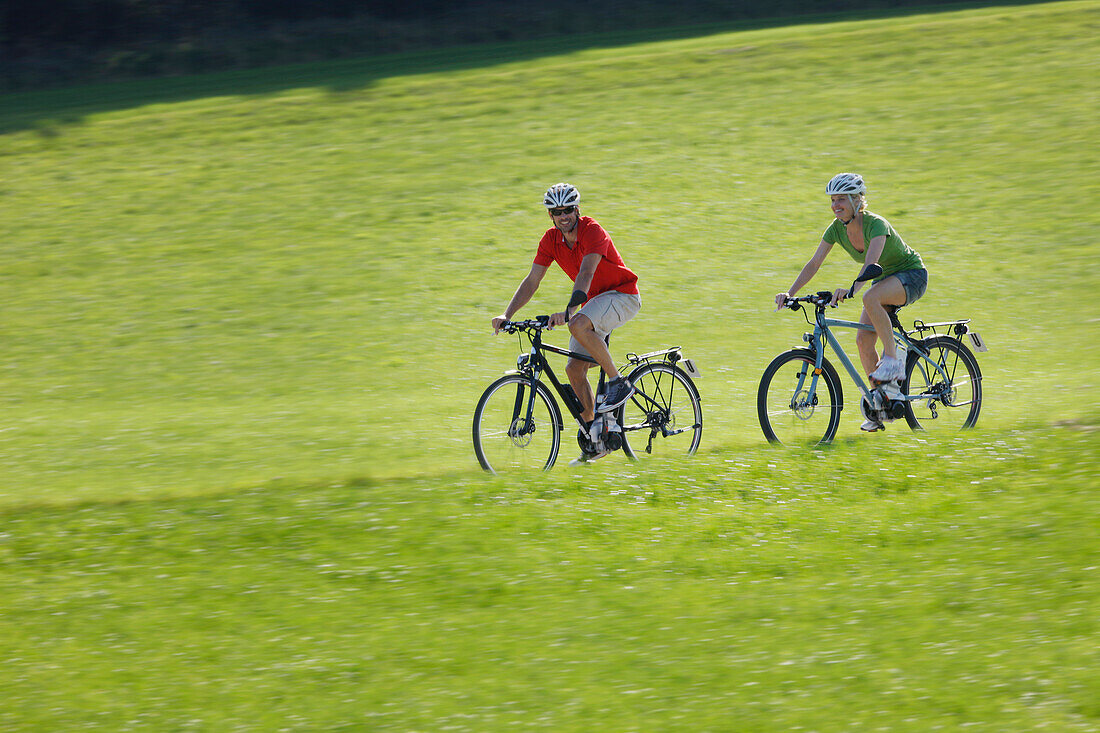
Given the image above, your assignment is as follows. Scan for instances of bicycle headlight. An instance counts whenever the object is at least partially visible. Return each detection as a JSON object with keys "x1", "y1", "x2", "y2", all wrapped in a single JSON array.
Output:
[{"x1": 517, "y1": 354, "x2": 531, "y2": 369}]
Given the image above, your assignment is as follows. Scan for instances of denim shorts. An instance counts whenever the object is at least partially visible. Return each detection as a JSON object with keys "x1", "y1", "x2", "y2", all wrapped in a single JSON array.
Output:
[{"x1": 889, "y1": 268, "x2": 928, "y2": 305}]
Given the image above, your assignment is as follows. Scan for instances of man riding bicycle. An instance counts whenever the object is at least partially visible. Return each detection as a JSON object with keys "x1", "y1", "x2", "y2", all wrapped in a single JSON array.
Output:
[
  {"x1": 774, "y1": 173, "x2": 929, "y2": 432},
  {"x1": 492, "y1": 183, "x2": 641, "y2": 461}
]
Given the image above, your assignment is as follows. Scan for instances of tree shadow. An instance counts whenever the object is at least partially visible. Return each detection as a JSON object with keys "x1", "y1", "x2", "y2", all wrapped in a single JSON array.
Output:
[{"x1": 0, "y1": 2, "x2": 1016, "y2": 136}]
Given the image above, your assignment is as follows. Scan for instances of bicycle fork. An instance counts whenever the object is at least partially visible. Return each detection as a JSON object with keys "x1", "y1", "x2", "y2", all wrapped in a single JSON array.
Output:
[
  {"x1": 510, "y1": 372, "x2": 540, "y2": 438},
  {"x1": 793, "y1": 332, "x2": 830, "y2": 412}
]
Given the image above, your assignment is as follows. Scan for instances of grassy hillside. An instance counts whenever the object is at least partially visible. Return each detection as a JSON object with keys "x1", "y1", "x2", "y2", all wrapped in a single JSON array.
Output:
[
  {"x1": 1, "y1": 1, "x2": 1097, "y2": 502},
  {"x1": 2, "y1": 430, "x2": 1097, "y2": 730},
  {"x1": 1, "y1": 1, "x2": 1098, "y2": 728}
]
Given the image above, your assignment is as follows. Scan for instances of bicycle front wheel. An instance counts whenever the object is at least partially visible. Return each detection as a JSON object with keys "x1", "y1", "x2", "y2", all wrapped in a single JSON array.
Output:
[
  {"x1": 619, "y1": 363, "x2": 702, "y2": 459},
  {"x1": 903, "y1": 336, "x2": 982, "y2": 432},
  {"x1": 473, "y1": 374, "x2": 562, "y2": 473},
  {"x1": 758, "y1": 349, "x2": 843, "y2": 446}
]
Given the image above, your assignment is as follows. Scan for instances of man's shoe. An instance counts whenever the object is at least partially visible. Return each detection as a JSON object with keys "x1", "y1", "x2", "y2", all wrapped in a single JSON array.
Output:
[
  {"x1": 598, "y1": 377, "x2": 635, "y2": 412},
  {"x1": 569, "y1": 449, "x2": 610, "y2": 466},
  {"x1": 860, "y1": 419, "x2": 885, "y2": 432}
]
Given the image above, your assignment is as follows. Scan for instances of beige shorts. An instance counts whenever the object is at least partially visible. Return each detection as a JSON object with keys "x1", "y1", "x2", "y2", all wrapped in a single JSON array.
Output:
[{"x1": 569, "y1": 291, "x2": 641, "y2": 357}]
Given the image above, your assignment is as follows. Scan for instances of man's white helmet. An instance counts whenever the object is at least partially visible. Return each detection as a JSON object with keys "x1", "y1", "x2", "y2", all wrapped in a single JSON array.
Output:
[
  {"x1": 544, "y1": 183, "x2": 580, "y2": 209},
  {"x1": 825, "y1": 173, "x2": 866, "y2": 196}
]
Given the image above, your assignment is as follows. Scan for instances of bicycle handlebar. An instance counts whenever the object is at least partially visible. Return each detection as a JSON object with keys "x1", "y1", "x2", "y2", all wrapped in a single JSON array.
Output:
[
  {"x1": 781, "y1": 291, "x2": 835, "y2": 310},
  {"x1": 499, "y1": 315, "x2": 552, "y2": 333},
  {"x1": 782, "y1": 264, "x2": 883, "y2": 311}
]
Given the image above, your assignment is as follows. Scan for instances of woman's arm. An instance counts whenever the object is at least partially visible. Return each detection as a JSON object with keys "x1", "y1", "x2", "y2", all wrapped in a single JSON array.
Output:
[
  {"x1": 776, "y1": 239, "x2": 833, "y2": 309},
  {"x1": 832, "y1": 234, "x2": 887, "y2": 305},
  {"x1": 850, "y1": 234, "x2": 887, "y2": 297}
]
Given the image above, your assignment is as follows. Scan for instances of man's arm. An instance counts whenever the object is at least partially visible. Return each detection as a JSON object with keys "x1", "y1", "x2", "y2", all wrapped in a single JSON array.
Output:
[
  {"x1": 493, "y1": 264, "x2": 549, "y2": 333},
  {"x1": 548, "y1": 253, "x2": 602, "y2": 327},
  {"x1": 569, "y1": 253, "x2": 602, "y2": 313}
]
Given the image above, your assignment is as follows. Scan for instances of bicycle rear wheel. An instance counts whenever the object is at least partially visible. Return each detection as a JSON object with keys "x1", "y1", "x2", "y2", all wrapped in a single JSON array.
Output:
[
  {"x1": 758, "y1": 349, "x2": 843, "y2": 446},
  {"x1": 473, "y1": 375, "x2": 562, "y2": 473},
  {"x1": 619, "y1": 362, "x2": 702, "y2": 459},
  {"x1": 903, "y1": 336, "x2": 982, "y2": 432}
]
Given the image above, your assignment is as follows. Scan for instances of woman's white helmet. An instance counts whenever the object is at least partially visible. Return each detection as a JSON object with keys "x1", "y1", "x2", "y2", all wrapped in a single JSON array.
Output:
[
  {"x1": 825, "y1": 173, "x2": 866, "y2": 196},
  {"x1": 826, "y1": 173, "x2": 867, "y2": 221},
  {"x1": 544, "y1": 182, "x2": 580, "y2": 209}
]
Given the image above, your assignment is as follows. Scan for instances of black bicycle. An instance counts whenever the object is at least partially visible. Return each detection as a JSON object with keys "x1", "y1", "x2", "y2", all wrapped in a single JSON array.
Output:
[{"x1": 473, "y1": 316, "x2": 703, "y2": 472}]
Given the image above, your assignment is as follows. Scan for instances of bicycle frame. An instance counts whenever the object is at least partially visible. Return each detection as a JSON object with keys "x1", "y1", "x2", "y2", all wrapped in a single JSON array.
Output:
[
  {"x1": 806, "y1": 308, "x2": 955, "y2": 406},
  {"x1": 514, "y1": 327, "x2": 601, "y2": 428},
  {"x1": 508, "y1": 323, "x2": 680, "y2": 436}
]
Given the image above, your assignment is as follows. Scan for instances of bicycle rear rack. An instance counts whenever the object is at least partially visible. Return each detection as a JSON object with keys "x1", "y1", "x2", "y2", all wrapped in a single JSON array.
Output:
[
  {"x1": 626, "y1": 346, "x2": 682, "y2": 365},
  {"x1": 912, "y1": 319, "x2": 971, "y2": 337}
]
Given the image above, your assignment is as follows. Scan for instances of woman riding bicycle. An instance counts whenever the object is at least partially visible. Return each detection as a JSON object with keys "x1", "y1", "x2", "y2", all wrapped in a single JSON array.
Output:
[{"x1": 774, "y1": 173, "x2": 929, "y2": 432}]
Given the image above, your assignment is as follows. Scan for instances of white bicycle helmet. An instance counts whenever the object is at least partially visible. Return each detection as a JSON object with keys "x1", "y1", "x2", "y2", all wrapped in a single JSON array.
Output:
[
  {"x1": 826, "y1": 173, "x2": 867, "y2": 221},
  {"x1": 544, "y1": 182, "x2": 580, "y2": 209},
  {"x1": 825, "y1": 172, "x2": 866, "y2": 195}
]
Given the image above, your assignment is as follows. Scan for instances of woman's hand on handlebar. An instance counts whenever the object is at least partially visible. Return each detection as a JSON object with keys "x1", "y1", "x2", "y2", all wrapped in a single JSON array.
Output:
[
  {"x1": 775, "y1": 292, "x2": 792, "y2": 311},
  {"x1": 492, "y1": 315, "x2": 509, "y2": 334},
  {"x1": 830, "y1": 287, "x2": 850, "y2": 307}
]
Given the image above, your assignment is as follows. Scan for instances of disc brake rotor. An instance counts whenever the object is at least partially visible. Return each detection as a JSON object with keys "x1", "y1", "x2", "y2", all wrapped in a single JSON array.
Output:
[
  {"x1": 792, "y1": 389, "x2": 815, "y2": 419},
  {"x1": 508, "y1": 418, "x2": 534, "y2": 447}
]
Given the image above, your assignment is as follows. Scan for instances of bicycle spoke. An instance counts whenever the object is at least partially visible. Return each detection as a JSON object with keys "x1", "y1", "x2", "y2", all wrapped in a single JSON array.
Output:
[
  {"x1": 757, "y1": 350, "x2": 841, "y2": 445},
  {"x1": 473, "y1": 376, "x2": 561, "y2": 472},
  {"x1": 620, "y1": 363, "x2": 702, "y2": 458},
  {"x1": 903, "y1": 337, "x2": 982, "y2": 432}
]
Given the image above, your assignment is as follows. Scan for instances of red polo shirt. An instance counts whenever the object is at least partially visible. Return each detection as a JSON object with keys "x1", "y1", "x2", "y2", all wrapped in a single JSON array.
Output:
[{"x1": 534, "y1": 216, "x2": 639, "y2": 299}]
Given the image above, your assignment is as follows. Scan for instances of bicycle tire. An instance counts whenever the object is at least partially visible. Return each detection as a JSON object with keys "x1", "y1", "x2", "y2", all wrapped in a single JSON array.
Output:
[
  {"x1": 473, "y1": 374, "x2": 563, "y2": 473},
  {"x1": 902, "y1": 336, "x2": 982, "y2": 431},
  {"x1": 619, "y1": 362, "x2": 702, "y2": 459},
  {"x1": 758, "y1": 349, "x2": 843, "y2": 446}
]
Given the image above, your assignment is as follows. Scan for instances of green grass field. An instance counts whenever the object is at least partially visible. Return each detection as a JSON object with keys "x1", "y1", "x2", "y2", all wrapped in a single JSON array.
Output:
[{"x1": 2, "y1": 1, "x2": 1098, "y2": 729}]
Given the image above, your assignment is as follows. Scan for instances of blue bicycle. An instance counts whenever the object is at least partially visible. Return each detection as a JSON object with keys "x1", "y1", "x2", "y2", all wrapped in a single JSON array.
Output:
[{"x1": 759, "y1": 265, "x2": 986, "y2": 446}]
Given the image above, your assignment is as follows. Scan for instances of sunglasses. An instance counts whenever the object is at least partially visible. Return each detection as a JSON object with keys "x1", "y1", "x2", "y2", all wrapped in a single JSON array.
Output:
[{"x1": 549, "y1": 206, "x2": 576, "y2": 216}]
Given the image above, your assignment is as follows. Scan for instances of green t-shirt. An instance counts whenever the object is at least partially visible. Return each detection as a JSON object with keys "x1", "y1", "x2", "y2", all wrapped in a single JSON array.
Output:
[{"x1": 822, "y1": 211, "x2": 924, "y2": 278}]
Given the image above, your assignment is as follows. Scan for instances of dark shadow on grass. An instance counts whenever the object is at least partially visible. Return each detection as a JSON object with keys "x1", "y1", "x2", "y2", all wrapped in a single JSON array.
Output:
[{"x1": 0, "y1": 1, "x2": 1043, "y2": 136}]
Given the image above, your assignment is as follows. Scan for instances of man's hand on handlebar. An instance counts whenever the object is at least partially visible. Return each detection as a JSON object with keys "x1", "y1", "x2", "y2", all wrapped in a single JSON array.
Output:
[
  {"x1": 775, "y1": 292, "x2": 791, "y2": 311},
  {"x1": 492, "y1": 315, "x2": 509, "y2": 334},
  {"x1": 548, "y1": 311, "x2": 569, "y2": 329}
]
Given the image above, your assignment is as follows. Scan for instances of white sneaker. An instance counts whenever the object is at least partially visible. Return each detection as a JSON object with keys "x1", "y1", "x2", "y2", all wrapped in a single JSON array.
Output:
[
  {"x1": 569, "y1": 449, "x2": 610, "y2": 466},
  {"x1": 860, "y1": 419, "x2": 885, "y2": 432},
  {"x1": 870, "y1": 356, "x2": 904, "y2": 383},
  {"x1": 881, "y1": 381, "x2": 903, "y2": 400}
]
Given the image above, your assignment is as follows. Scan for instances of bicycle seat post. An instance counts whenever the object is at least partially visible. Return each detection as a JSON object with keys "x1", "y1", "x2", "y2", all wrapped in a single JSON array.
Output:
[{"x1": 596, "y1": 333, "x2": 612, "y2": 397}]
